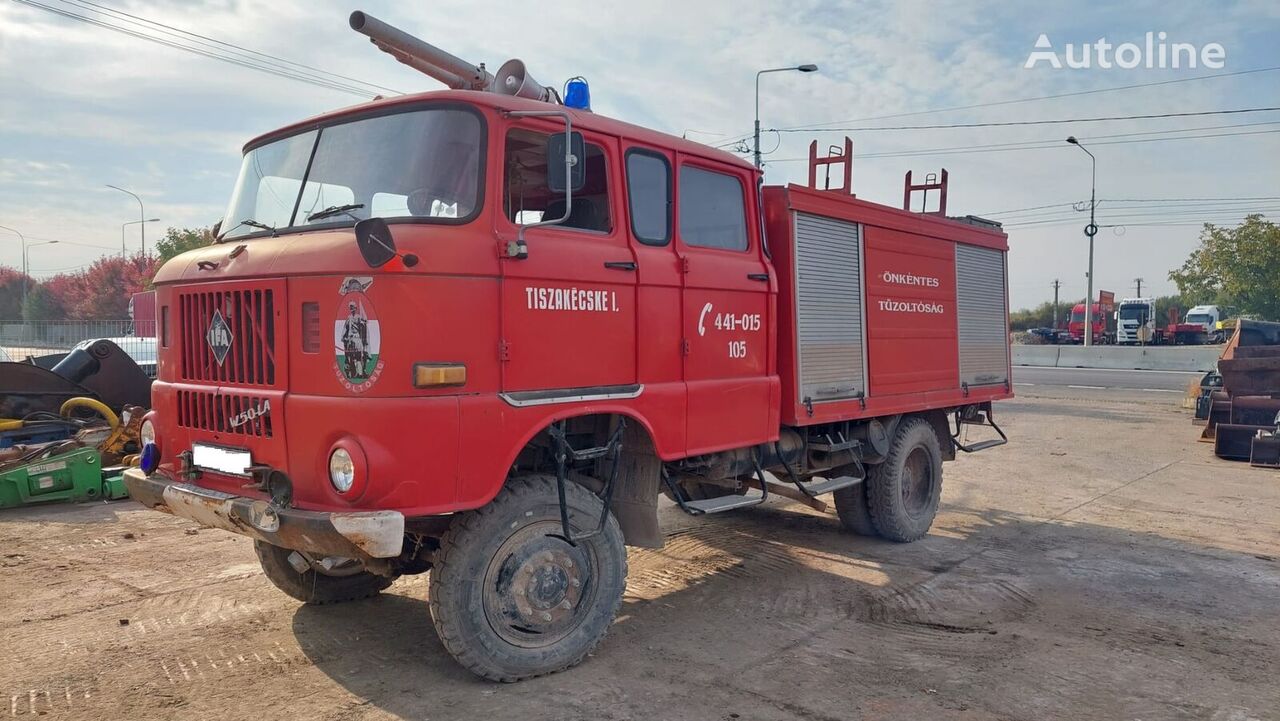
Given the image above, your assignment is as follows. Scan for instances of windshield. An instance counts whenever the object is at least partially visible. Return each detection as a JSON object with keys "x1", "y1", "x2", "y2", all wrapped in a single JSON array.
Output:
[
  {"x1": 221, "y1": 107, "x2": 483, "y2": 239},
  {"x1": 1187, "y1": 313, "x2": 1212, "y2": 324},
  {"x1": 1119, "y1": 305, "x2": 1148, "y2": 321}
]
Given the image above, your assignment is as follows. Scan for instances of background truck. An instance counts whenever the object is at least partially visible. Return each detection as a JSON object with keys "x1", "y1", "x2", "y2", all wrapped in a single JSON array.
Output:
[
  {"x1": 1186, "y1": 305, "x2": 1232, "y2": 342},
  {"x1": 1068, "y1": 301, "x2": 1115, "y2": 344},
  {"x1": 1115, "y1": 298, "x2": 1208, "y2": 345},
  {"x1": 122, "y1": 11, "x2": 1011, "y2": 683}
]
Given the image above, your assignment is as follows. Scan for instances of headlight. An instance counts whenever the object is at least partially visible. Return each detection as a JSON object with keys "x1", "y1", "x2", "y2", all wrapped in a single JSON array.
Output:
[
  {"x1": 140, "y1": 419, "x2": 156, "y2": 446},
  {"x1": 328, "y1": 448, "x2": 355, "y2": 493}
]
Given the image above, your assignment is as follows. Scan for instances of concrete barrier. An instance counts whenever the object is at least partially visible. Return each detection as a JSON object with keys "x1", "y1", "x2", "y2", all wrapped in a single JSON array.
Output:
[{"x1": 1013, "y1": 345, "x2": 1220, "y2": 372}]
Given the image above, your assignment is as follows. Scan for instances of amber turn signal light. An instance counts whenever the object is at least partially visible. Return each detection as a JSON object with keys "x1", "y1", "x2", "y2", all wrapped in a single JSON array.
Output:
[{"x1": 413, "y1": 363, "x2": 467, "y2": 388}]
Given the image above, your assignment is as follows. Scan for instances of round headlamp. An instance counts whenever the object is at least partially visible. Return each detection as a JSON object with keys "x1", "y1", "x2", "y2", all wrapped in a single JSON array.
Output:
[{"x1": 328, "y1": 448, "x2": 356, "y2": 493}]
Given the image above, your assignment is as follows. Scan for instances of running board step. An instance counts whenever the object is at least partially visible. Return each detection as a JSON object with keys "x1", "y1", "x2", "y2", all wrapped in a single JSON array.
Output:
[
  {"x1": 956, "y1": 439, "x2": 1005, "y2": 453},
  {"x1": 793, "y1": 474, "x2": 862, "y2": 496},
  {"x1": 680, "y1": 491, "x2": 767, "y2": 514}
]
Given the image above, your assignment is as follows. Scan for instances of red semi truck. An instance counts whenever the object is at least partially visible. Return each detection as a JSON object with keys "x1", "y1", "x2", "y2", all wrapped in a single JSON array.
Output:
[{"x1": 124, "y1": 12, "x2": 1012, "y2": 681}]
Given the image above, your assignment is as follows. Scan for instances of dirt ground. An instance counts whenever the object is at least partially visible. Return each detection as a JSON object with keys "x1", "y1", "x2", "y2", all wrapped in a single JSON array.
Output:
[{"x1": 2, "y1": 388, "x2": 1278, "y2": 721}]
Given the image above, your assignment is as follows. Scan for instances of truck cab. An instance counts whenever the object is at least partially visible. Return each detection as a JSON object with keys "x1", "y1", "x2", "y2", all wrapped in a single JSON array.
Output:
[
  {"x1": 1116, "y1": 297, "x2": 1154, "y2": 344},
  {"x1": 1068, "y1": 302, "x2": 1113, "y2": 344},
  {"x1": 1186, "y1": 305, "x2": 1222, "y2": 337}
]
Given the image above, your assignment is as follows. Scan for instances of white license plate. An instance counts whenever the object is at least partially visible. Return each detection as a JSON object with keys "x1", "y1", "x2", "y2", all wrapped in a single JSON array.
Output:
[{"x1": 191, "y1": 443, "x2": 252, "y2": 476}]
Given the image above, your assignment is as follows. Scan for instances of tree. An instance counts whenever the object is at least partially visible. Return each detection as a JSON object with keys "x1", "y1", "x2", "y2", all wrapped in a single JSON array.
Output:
[
  {"x1": 21, "y1": 283, "x2": 66, "y2": 321},
  {"x1": 1169, "y1": 215, "x2": 1279, "y2": 320},
  {"x1": 59, "y1": 254, "x2": 159, "y2": 320},
  {"x1": 154, "y1": 226, "x2": 216, "y2": 265},
  {"x1": 0, "y1": 267, "x2": 37, "y2": 320},
  {"x1": 1009, "y1": 301, "x2": 1058, "y2": 331}
]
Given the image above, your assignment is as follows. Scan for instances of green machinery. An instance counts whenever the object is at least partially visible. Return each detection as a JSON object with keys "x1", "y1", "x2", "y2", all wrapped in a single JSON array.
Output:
[{"x1": 0, "y1": 446, "x2": 130, "y2": 510}]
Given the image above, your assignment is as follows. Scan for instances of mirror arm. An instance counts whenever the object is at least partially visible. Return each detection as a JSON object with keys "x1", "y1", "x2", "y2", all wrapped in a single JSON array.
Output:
[{"x1": 503, "y1": 109, "x2": 575, "y2": 260}]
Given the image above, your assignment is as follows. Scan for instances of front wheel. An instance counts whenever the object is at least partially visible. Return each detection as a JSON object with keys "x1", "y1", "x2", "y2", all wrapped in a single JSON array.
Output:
[{"x1": 428, "y1": 474, "x2": 627, "y2": 682}]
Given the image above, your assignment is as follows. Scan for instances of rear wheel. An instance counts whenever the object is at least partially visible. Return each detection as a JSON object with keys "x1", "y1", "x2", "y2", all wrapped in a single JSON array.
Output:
[
  {"x1": 865, "y1": 418, "x2": 944, "y2": 543},
  {"x1": 254, "y1": 540, "x2": 396, "y2": 604},
  {"x1": 428, "y1": 474, "x2": 627, "y2": 682}
]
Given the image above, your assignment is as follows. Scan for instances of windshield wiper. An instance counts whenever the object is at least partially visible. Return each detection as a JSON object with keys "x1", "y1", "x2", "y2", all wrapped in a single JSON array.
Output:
[
  {"x1": 307, "y1": 203, "x2": 365, "y2": 222},
  {"x1": 216, "y1": 218, "x2": 276, "y2": 242}
]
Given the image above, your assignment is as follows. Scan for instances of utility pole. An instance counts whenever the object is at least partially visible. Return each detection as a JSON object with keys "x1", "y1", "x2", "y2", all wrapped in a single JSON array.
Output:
[
  {"x1": 1051, "y1": 279, "x2": 1061, "y2": 328},
  {"x1": 1134, "y1": 277, "x2": 1144, "y2": 296}
]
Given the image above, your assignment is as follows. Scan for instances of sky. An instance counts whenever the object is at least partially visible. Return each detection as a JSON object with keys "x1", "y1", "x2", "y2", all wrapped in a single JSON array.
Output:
[{"x1": 1, "y1": 0, "x2": 1278, "y2": 310}]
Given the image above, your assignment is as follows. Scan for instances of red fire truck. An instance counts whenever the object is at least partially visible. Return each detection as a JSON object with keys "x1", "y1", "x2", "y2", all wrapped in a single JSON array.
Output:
[{"x1": 124, "y1": 12, "x2": 1012, "y2": 682}]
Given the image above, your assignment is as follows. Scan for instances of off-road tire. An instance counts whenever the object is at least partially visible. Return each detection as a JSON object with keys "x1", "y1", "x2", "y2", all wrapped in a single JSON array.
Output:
[
  {"x1": 428, "y1": 474, "x2": 627, "y2": 682},
  {"x1": 832, "y1": 474, "x2": 877, "y2": 537},
  {"x1": 254, "y1": 540, "x2": 396, "y2": 604},
  {"x1": 865, "y1": 417, "x2": 944, "y2": 543}
]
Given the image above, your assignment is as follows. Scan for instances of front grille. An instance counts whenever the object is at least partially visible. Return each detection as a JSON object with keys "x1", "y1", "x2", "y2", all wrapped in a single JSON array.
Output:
[
  {"x1": 178, "y1": 287, "x2": 277, "y2": 385},
  {"x1": 176, "y1": 389, "x2": 274, "y2": 438}
]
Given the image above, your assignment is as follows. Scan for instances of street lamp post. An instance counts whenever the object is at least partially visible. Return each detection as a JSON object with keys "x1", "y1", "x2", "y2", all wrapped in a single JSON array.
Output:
[
  {"x1": 121, "y1": 218, "x2": 161, "y2": 258},
  {"x1": 1066, "y1": 136, "x2": 1098, "y2": 348},
  {"x1": 754, "y1": 64, "x2": 819, "y2": 169},
  {"x1": 0, "y1": 224, "x2": 29, "y2": 313},
  {"x1": 106, "y1": 184, "x2": 148, "y2": 256}
]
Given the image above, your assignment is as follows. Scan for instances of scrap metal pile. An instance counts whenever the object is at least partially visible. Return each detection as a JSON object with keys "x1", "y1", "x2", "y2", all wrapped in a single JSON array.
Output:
[
  {"x1": 0, "y1": 339, "x2": 152, "y2": 509},
  {"x1": 1195, "y1": 320, "x2": 1280, "y2": 468}
]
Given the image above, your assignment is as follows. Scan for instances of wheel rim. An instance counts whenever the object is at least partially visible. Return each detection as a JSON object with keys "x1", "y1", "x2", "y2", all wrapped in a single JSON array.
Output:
[
  {"x1": 900, "y1": 447, "x2": 935, "y2": 518},
  {"x1": 482, "y1": 520, "x2": 598, "y2": 649}
]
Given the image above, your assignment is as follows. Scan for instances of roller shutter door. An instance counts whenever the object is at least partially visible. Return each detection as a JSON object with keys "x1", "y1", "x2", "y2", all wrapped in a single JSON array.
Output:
[
  {"x1": 956, "y1": 244, "x2": 1009, "y2": 387},
  {"x1": 793, "y1": 212, "x2": 866, "y2": 403}
]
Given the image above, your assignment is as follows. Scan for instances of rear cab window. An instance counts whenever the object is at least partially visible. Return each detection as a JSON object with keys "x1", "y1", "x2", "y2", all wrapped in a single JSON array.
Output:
[{"x1": 678, "y1": 164, "x2": 749, "y2": 251}]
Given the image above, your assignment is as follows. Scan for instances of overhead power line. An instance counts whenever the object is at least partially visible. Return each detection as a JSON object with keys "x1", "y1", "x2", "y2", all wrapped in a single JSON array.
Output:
[
  {"x1": 765, "y1": 125, "x2": 1280, "y2": 163},
  {"x1": 66, "y1": 0, "x2": 403, "y2": 95},
  {"x1": 788, "y1": 66, "x2": 1280, "y2": 130},
  {"x1": 982, "y1": 196, "x2": 1280, "y2": 217},
  {"x1": 709, "y1": 65, "x2": 1280, "y2": 150},
  {"x1": 13, "y1": 0, "x2": 391, "y2": 98},
  {"x1": 772, "y1": 106, "x2": 1280, "y2": 133}
]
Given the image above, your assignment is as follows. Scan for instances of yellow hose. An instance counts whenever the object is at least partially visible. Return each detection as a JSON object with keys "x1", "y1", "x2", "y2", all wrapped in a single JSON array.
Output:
[
  {"x1": 60, "y1": 397, "x2": 120, "y2": 430},
  {"x1": 0, "y1": 419, "x2": 22, "y2": 431}
]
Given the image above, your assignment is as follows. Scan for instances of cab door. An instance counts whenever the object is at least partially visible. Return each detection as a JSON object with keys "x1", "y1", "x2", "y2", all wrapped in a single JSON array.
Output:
[
  {"x1": 497, "y1": 124, "x2": 638, "y2": 393},
  {"x1": 676, "y1": 158, "x2": 773, "y2": 454}
]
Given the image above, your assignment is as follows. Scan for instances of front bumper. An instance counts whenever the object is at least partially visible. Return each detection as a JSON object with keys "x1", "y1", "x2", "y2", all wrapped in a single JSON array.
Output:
[{"x1": 123, "y1": 468, "x2": 405, "y2": 560}]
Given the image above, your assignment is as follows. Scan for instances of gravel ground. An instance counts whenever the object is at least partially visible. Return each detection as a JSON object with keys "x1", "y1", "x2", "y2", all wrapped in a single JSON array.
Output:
[{"x1": 1, "y1": 389, "x2": 1277, "y2": 721}]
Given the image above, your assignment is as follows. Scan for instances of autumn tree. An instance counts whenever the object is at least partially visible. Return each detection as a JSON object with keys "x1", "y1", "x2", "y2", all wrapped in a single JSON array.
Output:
[
  {"x1": 58, "y1": 254, "x2": 159, "y2": 320},
  {"x1": 1169, "y1": 215, "x2": 1279, "y2": 320},
  {"x1": 21, "y1": 283, "x2": 66, "y2": 321},
  {"x1": 0, "y1": 267, "x2": 33, "y2": 320},
  {"x1": 154, "y1": 226, "x2": 216, "y2": 265}
]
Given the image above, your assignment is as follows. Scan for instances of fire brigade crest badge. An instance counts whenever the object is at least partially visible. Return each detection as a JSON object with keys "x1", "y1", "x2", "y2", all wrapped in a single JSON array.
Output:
[{"x1": 334, "y1": 276, "x2": 384, "y2": 392}]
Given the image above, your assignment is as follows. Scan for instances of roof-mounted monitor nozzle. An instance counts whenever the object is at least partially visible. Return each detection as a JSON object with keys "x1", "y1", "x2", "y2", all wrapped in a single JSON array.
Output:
[{"x1": 349, "y1": 10, "x2": 493, "y2": 91}]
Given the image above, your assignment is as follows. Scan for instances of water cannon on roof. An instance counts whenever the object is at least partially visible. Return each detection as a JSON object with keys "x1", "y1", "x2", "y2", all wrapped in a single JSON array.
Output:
[{"x1": 349, "y1": 10, "x2": 567, "y2": 106}]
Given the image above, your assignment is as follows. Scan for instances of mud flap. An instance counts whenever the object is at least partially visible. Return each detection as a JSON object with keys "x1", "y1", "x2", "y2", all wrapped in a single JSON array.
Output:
[{"x1": 606, "y1": 422, "x2": 664, "y2": 548}]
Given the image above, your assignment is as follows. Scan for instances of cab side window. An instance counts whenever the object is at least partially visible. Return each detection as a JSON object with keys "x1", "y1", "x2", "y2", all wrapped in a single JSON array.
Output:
[
  {"x1": 626, "y1": 150, "x2": 671, "y2": 245},
  {"x1": 678, "y1": 165, "x2": 748, "y2": 251},
  {"x1": 504, "y1": 128, "x2": 611, "y2": 233}
]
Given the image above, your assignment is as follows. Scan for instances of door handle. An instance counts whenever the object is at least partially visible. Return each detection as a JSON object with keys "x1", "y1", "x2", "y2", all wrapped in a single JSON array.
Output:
[
  {"x1": 747, "y1": 273, "x2": 770, "y2": 281},
  {"x1": 604, "y1": 261, "x2": 637, "y2": 271}
]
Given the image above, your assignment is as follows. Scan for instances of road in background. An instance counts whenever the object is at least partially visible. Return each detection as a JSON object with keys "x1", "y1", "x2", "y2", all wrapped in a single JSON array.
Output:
[{"x1": 1013, "y1": 365, "x2": 1201, "y2": 393}]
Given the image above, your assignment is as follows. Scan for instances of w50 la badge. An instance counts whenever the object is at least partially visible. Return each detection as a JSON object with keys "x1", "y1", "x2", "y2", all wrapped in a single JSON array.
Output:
[{"x1": 334, "y1": 276, "x2": 385, "y2": 393}]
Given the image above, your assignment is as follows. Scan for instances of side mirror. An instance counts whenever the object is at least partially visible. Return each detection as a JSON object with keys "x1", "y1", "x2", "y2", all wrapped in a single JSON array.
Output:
[
  {"x1": 355, "y1": 218, "x2": 396, "y2": 268},
  {"x1": 547, "y1": 131, "x2": 585, "y2": 193}
]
